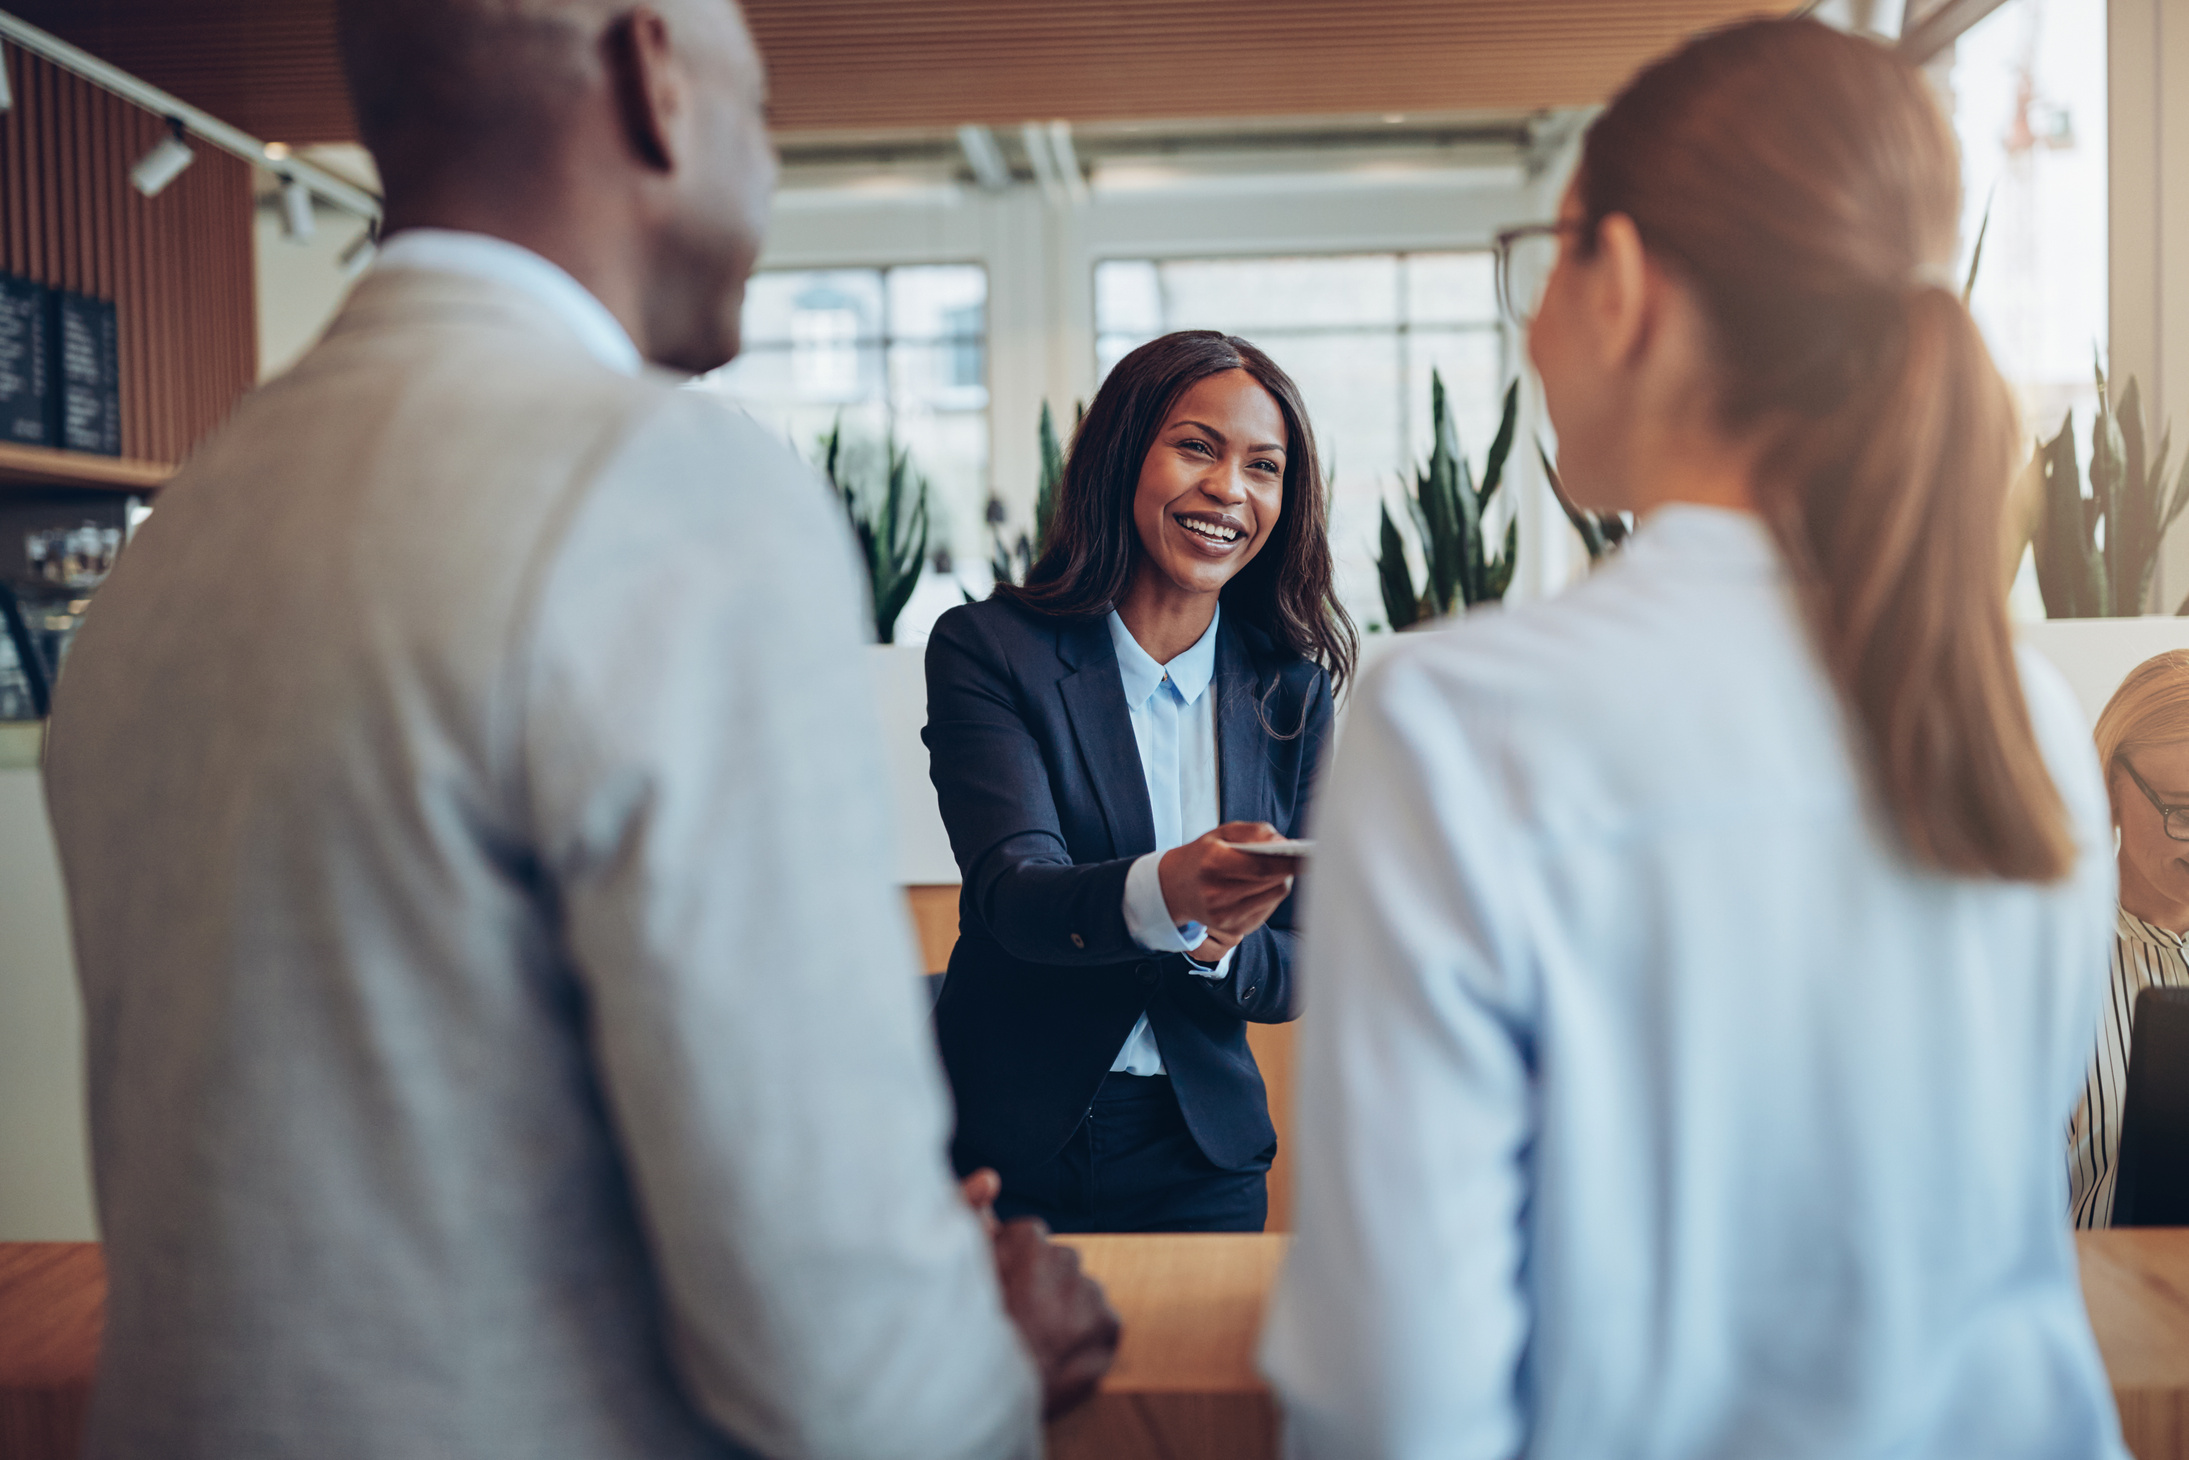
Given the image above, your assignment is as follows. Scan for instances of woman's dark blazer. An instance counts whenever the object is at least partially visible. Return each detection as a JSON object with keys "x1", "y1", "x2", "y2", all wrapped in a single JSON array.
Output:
[{"x1": 922, "y1": 594, "x2": 1332, "y2": 1177}]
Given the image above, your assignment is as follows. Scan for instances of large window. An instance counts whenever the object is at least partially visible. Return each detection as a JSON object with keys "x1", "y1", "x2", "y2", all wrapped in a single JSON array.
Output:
[
  {"x1": 1948, "y1": 0, "x2": 2106, "y2": 437},
  {"x1": 1095, "y1": 252, "x2": 1507, "y2": 626},
  {"x1": 1943, "y1": 0, "x2": 2106, "y2": 614},
  {"x1": 698, "y1": 263, "x2": 990, "y2": 583}
]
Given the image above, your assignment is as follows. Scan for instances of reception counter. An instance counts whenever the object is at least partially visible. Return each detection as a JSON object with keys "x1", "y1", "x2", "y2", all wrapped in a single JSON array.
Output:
[{"x1": 10, "y1": 1231, "x2": 2189, "y2": 1460}]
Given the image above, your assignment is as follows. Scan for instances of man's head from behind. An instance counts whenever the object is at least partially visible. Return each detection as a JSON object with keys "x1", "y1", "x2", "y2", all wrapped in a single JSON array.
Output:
[{"x1": 336, "y1": 0, "x2": 775, "y2": 373}]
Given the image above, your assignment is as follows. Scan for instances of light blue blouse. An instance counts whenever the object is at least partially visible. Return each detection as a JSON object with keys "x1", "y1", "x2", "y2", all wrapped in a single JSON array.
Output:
[
  {"x1": 1264, "y1": 506, "x2": 2126, "y2": 1459},
  {"x1": 1109, "y1": 607, "x2": 1233, "y2": 1075}
]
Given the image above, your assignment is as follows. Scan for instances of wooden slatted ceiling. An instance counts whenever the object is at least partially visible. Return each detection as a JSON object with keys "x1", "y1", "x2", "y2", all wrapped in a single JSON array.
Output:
[
  {"x1": 9, "y1": 0, "x2": 1795, "y2": 144},
  {"x1": 0, "y1": 44, "x2": 255, "y2": 466}
]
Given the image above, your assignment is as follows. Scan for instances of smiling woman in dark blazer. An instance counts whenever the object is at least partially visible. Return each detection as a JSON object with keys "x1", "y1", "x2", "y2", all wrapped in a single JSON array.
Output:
[{"x1": 923, "y1": 330, "x2": 1355, "y2": 1233}]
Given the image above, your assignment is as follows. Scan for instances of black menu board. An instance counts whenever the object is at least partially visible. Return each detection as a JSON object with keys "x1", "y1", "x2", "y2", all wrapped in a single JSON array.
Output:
[
  {"x1": 53, "y1": 292, "x2": 121, "y2": 457},
  {"x1": 0, "y1": 275, "x2": 51, "y2": 448}
]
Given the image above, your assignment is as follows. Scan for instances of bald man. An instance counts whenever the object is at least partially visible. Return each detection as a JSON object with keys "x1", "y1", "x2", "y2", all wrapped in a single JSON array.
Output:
[{"x1": 41, "y1": 3, "x2": 1115, "y2": 1457}]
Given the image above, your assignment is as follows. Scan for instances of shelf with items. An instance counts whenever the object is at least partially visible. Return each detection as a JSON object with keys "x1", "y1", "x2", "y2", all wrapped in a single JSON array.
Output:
[{"x1": 0, "y1": 442, "x2": 170, "y2": 493}]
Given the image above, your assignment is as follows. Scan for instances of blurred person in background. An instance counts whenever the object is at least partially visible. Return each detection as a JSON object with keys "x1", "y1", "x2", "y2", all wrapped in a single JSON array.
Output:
[
  {"x1": 1264, "y1": 19, "x2": 2124, "y2": 1459},
  {"x1": 2071, "y1": 649, "x2": 2189, "y2": 1227},
  {"x1": 42, "y1": 1, "x2": 1115, "y2": 1456},
  {"x1": 923, "y1": 331, "x2": 1352, "y2": 1233}
]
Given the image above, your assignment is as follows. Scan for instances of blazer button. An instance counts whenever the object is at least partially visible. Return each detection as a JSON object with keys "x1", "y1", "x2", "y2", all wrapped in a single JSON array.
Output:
[
  {"x1": 1070, "y1": 933, "x2": 1084, "y2": 949},
  {"x1": 1139, "y1": 962, "x2": 1159, "y2": 987}
]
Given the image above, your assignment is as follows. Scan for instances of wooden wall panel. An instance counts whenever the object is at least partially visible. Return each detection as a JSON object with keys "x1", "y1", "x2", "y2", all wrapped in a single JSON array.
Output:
[
  {"x1": 0, "y1": 44, "x2": 255, "y2": 466},
  {"x1": 18, "y1": 0, "x2": 1796, "y2": 145}
]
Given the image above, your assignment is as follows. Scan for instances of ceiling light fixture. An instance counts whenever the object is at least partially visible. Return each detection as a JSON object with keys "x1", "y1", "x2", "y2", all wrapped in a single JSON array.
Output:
[
  {"x1": 956, "y1": 124, "x2": 1012, "y2": 191},
  {"x1": 0, "y1": 8, "x2": 380, "y2": 229},
  {"x1": 130, "y1": 118, "x2": 195, "y2": 198},
  {"x1": 279, "y1": 175, "x2": 316, "y2": 242},
  {"x1": 1046, "y1": 121, "x2": 1089, "y2": 205},
  {"x1": 338, "y1": 221, "x2": 377, "y2": 277},
  {"x1": 1019, "y1": 120, "x2": 1061, "y2": 203}
]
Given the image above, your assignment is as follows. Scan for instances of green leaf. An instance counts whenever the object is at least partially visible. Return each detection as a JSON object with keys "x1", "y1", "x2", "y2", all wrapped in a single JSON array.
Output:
[
  {"x1": 1377, "y1": 501, "x2": 1421, "y2": 630},
  {"x1": 2166, "y1": 443, "x2": 2189, "y2": 537},
  {"x1": 1035, "y1": 400, "x2": 1066, "y2": 559},
  {"x1": 1478, "y1": 380, "x2": 1520, "y2": 513},
  {"x1": 1420, "y1": 370, "x2": 1470, "y2": 614},
  {"x1": 1962, "y1": 187, "x2": 1992, "y2": 305},
  {"x1": 2115, "y1": 377, "x2": 2164, "y2": 613},
  {"x1": 822, "y1": 424, "x2": 934, "y2": 642},
  {"x1": 1485, "y1": 515, "x2": 1519, "y2": 601},
  {"x1": 2032, "y1": 415, "x2": 2086, "y2": 618}
]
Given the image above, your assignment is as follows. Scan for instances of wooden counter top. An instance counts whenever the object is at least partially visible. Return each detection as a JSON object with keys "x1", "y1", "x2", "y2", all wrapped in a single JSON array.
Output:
[
  {"x1": 0, "y1": 1243, "x2": 103, "y2": 1459},
  {"x1": 12, "y1": 1232, "x2": 2189, "y2": 1459},
  {"x1": 1047, "y1": 1233, "x2": 1286, "y2": 1458},
  {"x1": 2079, "y1": 1229, "x2": 2189, "y2": 1455}
]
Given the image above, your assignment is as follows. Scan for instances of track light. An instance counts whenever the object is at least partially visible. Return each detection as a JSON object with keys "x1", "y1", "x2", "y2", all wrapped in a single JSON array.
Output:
[
  {"x1": 130, "y1": 118, "x2": 195, "y2": 197},
  {"x1": 1020, "y1": 122, "x2": 1060, "y2": 200},
  {"x1": 957, "y1": 124, "x2": 1011, "y2": 191},
  {"x1": 338, "y1": 221, "x2": 377, "y2": 277},
  {"x1": 0, "y1": 40, "x2": 13, "y2": 114},
  {"x1": 1019, "y1": 121, "x2": 1086, "y2": 207},
  {"x1": 279, "y1": 175, "x2": 316, "y2": 243},
  {"x1": 1046, "y1": 120, "x2": 1089, "y2": 205}
]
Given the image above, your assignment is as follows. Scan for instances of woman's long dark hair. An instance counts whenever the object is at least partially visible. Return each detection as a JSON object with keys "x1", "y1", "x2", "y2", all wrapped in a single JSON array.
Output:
[{"x1": 999, "y1": 330, "x2": 1357, "y2": 694}]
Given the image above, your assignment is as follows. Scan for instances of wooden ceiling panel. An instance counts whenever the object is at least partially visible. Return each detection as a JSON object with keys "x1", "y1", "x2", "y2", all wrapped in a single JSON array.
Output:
[{"x1": 6, "y1": 0, "x2": 1792, "y2": 145}]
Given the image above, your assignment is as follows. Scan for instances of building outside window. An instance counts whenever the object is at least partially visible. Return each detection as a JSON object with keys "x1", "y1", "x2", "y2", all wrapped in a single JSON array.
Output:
[
  {"x1": 1941, "y1": 0, "x2": 2107, "y2": 612},
  {"x1": 697, "y1": 263, "x2": 990, "y2": 638},
  {"x1": 1095, "y1": 251, "x2": 1508, "y2": 627}
]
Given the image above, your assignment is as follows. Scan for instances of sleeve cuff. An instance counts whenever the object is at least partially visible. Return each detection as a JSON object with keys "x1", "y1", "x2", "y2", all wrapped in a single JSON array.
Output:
[
  {"x1": 1123, "y1": 850, "x2": 1201, "y2": 953},
  {"x1": 1183, "y1": 945, "x2": 1235, "y2": 981}
]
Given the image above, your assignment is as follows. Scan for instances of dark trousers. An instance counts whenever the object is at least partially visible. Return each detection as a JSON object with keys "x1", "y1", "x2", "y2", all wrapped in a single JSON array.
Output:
[{"x1": 990, "y1": 1072, "x2": 1269, "y2": 1233}]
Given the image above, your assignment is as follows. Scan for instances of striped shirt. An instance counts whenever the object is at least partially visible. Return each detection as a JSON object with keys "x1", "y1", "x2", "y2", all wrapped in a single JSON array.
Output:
[{"x1": 2069, "y1": 906, "x2": 2189, "y2": 1227}]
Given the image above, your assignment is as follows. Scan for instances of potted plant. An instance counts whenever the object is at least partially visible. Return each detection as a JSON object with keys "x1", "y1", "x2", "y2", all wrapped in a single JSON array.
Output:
[
  {"x1": 819, "y1": 420, "x2": 930, "y2": 645},
  {"x1": 1375, "y1": 372, "x2": 1520, "y2": 630}
]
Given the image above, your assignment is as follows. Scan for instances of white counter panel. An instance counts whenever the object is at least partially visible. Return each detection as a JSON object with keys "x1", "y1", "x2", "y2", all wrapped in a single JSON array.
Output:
[{"x1": 0, "y1": 617, "x2": 2182, "y2": 1239}]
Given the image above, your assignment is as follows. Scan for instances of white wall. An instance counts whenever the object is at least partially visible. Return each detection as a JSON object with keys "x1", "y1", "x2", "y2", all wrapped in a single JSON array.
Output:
[
  {"x1": 0, "y1": 767, "x2": 95, "y2": 1240},
  {"x1": 2111, "y1": 0, "x2": 2189, "y2": 607},
  {"x1": 256, "y1": 201, "x2": 372, "y2": 382}
]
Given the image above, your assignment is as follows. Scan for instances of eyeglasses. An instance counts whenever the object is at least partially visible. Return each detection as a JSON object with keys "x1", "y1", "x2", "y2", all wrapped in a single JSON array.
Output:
[
  {"x1": 1493, "y1": 220, "x2": 1587, "y2": 328},
  {"x1": 2121, "y1": 755, "x2": 2189, "y2": 841}
]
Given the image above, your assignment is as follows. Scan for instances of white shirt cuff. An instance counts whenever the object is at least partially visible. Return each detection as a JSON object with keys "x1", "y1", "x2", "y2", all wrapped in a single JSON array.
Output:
[
  {"x1": 1123, "y1": 850, "x2": 1203, "y2": 953},
  {"x1": 1184, "y1": 945, "x2": 1236, "y2": 982}
]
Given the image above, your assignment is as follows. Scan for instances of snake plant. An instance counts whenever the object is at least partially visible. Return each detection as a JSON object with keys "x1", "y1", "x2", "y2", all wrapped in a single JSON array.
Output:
[
  {"x1": 820, "y1": 420, "x2": 931, "y2": 643},
  {"x1": 2029, "y1": 362, "x2": 2189, "y2": 618},
  {"x1": 988, "y1": 399, "x2": 1080, "y2": 590},
  {"x1": 1376, "y1": 372, "x2": 1519, "y2": 628}
]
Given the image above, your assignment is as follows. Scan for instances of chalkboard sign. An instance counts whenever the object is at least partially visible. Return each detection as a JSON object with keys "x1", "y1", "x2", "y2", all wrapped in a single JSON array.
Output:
[
  {"x1": 52, "y1": 292, "x2": 120, "y2": 457},
  {"x1": 0, "y1": 275, "x2": 51, "y2": 448}
]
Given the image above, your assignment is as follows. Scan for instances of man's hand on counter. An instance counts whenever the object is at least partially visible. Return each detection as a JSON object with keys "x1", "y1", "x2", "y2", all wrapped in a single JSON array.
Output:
[{"x1": 993, "y1": 1216, "x2": 1122, "y2": 1419}]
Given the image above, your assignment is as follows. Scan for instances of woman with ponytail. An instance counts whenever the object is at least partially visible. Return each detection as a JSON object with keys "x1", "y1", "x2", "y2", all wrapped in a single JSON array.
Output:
[{"x1": 1264, "y1": 19, "x2": 2124, "y2": 1459}]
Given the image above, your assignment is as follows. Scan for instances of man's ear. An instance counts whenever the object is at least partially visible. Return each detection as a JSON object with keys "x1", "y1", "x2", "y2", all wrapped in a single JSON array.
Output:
[
  {"x1": 607, "y1": 5, "x2": 683, "y2": 173},
  {"x1": 1590, "y1": 212, "x2": 1653, "y2": 371}
]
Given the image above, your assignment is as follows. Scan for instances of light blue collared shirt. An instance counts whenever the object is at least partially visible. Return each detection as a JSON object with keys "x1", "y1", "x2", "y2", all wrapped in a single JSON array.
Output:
[
  {"x1": 1263, "y1": 506, "x2": 2125, "y2": 1460},
  {"x1": 1110, "y1": 607, "x2": 1234, "y2": 1076}
]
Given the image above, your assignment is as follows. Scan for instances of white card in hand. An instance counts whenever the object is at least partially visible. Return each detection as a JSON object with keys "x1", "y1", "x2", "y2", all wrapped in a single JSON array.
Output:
[{"x1": 1216, "y1": 837, "x2": 1313, "y2": 859}]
